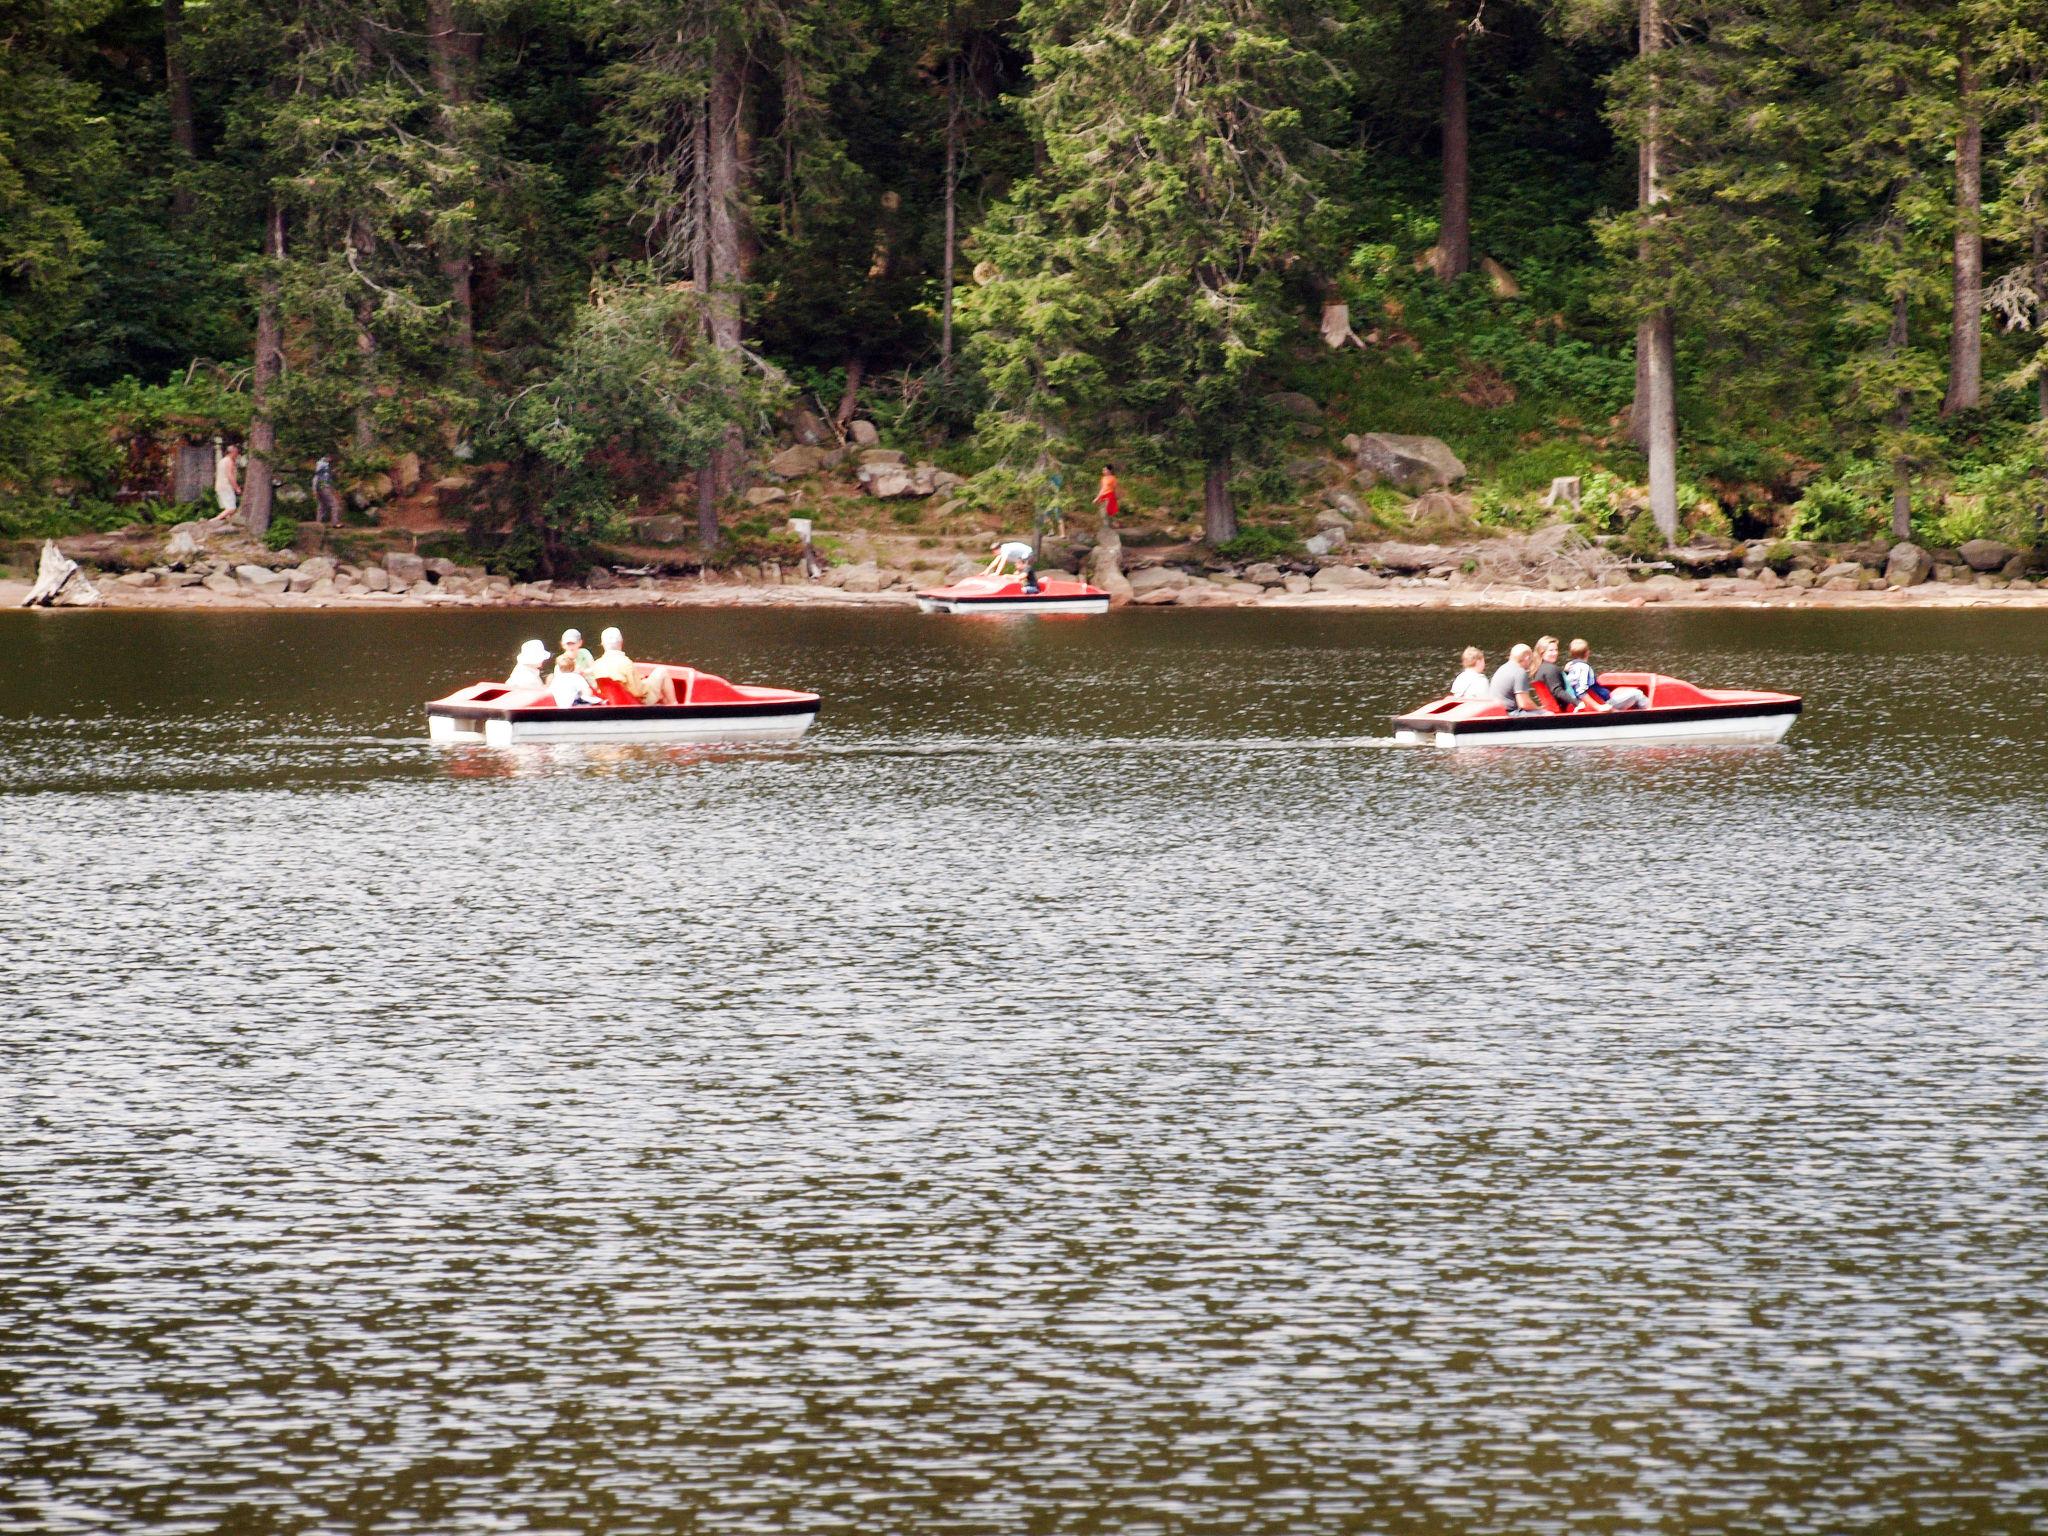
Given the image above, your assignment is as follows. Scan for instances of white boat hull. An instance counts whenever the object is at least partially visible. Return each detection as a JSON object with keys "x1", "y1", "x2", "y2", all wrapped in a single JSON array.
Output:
[
  {"x1": 429, "y1": 708, "x2": 817, "y2": 747},
  {"x1": 1394, "y1": 709, "x2": 1798, "y2": 748},
  {"x1": 916, "y1": 594, "x2": 1110, "y2": 615}
]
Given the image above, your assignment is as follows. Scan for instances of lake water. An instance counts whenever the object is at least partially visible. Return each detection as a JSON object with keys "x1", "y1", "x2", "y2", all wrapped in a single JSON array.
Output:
[{"x1": 4, "y1": 606, "x2": 2046, "y2": 1533}]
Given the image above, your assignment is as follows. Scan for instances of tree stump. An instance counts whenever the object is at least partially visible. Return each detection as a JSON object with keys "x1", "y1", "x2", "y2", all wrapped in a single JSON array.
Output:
[
  {"x1": 22, "y1": 541, "x2": 104, "y2": 607},
  {"x1": 1540, "y1": 476, "x2": 1583, "y2": 510}
]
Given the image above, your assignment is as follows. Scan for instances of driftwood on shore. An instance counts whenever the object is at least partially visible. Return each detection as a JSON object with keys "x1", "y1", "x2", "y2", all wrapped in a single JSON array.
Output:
[{"x1": 21, "y1": 541, "x2": 103, "y2": 608}]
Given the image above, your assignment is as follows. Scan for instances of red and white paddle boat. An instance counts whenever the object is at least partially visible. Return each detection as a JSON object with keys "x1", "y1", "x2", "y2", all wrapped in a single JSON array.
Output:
[
  {"x1": 1392, "y1": 672, "x2": 1801, "y2": 748},
  {"x1": 916, "y1": 573, "x2": 1111, "y2": 615},
  {"x1": 426, "y1": 663, "x2": 820, "y2": 747}
]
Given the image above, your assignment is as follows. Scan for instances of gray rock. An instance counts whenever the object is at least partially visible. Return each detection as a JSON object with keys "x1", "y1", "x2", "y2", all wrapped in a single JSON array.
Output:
[
  {"x1": 1322, "y1": 490, "x2": 1364, "y2": 518},
  {"x1": 1081, "y1": 530, "x2": 1132, "y2": 604},
  {"x1": 1816, "y1": 561, "x2": 1867, "y2": 586},
  {"x1": 201, "y1": 573, "x2": 241, "y2": 596},
  {"x1": 744, "y1": 486, "x2": 789, "y2": 506},
  {"x1": 423, "y1": 557, "x2": 458, "y2": 580},
  {"x1": 307, "y1": 577, "x2": 336, "y2": 598},
  {"x1": 237, "y1": 563, "x2": 289, "y2": 592},
  {"x1": 407, "y1": 579, "x2": 437, "y2": 597},
  {"x1": 944, "y1": 557, "x2": 980, "y2": 583},
  {"x1": 1304, "y1": 528, "x2": 1347, "y2": 556},
  {"x1": 285, "y1": 570, "x2": 317, "y2": 594},
  {"x1": 1819, "y1": 575, "x2": 1861, "y2": 592},
  {"x1": 848, "y1": 420, "x2": 881, "y2": 447},
  {"x1": 384, "y1": 551, "x2": 427, "y2": 585},
  {"x1": 297, "y1": 556, "x2": 337, "y2": 581},
  {"x1": 766, "y1": 444, "x2": 833, "y2": 478},
  {"x1": 865, "y1": 468, "x2": 922, "y2": 499},
  {"x1": 1282, "y1": 573, "x2": 1312, "y2": 595},
  {"x1": 1961, "y1": 538, "x2": 2019, "y2": 573},
  {"x1": 858, "y1": 447, "x2": 906, "y2": 467},
  {"x1": 1755, "y1": 566, "x2": 1784, "y2": 590},
  {"x1": 118, "y1": 570, "x2": 155, "y2": 588},
  {"x1": 1310, "y1": 564, "x2": 1377, "y2": 591},
  {"x1": 1265, "y1": 390, "x2": 1323, "y2": 420},
  {"x1": 2000, "y1": 554, "x2": 2031, "y2": 581},
  {"x1": 1343, "y1": 432, "x2": 1467, "y2": 493},
  {"x1": 584, "y1": 565, "x2": 618, "y2": 591},
  {"x1": 162, "y1": 571, "x2": 203, "y2": 589},
  {"x1": 357, "y1": 566, "x2": 392, "y2": 593},
  {"x1": 784, "y1": 405, "x2": 831, "y2": 446},
  {"x1": 1312, "y1": 508, "x2": 1353, "y2": 534},
  {"x1": 1130, "y1": 586, "x2": 1179, "y2": 606},
  {"x1": 162, "y1": 521, "x2": 219, "y2": 567},
  {"x1": 840, "y1": 562, "x2": 886, "y2": 593},
  {"x1": 1242, "y1": 562, "x2": 1286, "y2": 586},
  {"x1": 1884, "y1": 542, "x2": 1934, "y2": 588},
  {"x1": 1126, "y1": 565, "x2": 1189, "y2": 596},
  {"x1": 1784, "y1": 568, "x2": 1817, "y2": 589}
]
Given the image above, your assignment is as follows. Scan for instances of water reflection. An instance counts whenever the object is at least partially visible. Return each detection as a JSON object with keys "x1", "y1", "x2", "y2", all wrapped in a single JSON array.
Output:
[{"x1": 2, "y1": 607, "x2": 2046, "y2": 1534}]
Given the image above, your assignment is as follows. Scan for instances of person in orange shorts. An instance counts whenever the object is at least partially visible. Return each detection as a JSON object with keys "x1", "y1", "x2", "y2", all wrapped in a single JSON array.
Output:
[{"x1": 1093, "y1": 463, "x2": 1120, "y2": 524}]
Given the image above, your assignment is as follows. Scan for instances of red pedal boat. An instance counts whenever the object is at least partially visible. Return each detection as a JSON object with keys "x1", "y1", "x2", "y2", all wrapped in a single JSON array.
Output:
[
  {"x1": 916, "y1": 574, "x2": 1111, "y2": 615},
  {"x1": 1392, "y1": 672, "x2": 1801, "y2": 748},
  {"x1": 427, "y1": 663, "x2": 820, "y2": 746}
]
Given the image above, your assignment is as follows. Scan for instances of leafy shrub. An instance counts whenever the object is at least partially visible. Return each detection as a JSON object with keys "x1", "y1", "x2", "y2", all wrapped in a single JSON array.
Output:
[
  {"x1": 262, "y1": 515, "x2": 299, "y2": 552},
  {"x1": 1213, "y1": 524, "x2": 1299, "y2": 561},
  {"x1": 1619, "y1": 509, "x2": 1665, "y2": 558},
  {"x1": 1785, "y1": 478, "x2": 1880, "y2": 542}
]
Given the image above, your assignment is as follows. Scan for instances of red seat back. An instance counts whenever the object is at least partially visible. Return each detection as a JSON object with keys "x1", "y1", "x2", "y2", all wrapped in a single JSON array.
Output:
[{"x1": 594, "y1": 676, "x2": 638, "y2": 706}]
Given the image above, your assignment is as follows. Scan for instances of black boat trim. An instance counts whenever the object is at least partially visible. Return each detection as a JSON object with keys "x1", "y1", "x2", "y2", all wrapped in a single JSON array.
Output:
[
  {"x1": 1392, "y1": 698, "x2": 1801, "y2": 737},
  {"x1": 427, "y1": 698, "x2": 821, "y2": 724}
]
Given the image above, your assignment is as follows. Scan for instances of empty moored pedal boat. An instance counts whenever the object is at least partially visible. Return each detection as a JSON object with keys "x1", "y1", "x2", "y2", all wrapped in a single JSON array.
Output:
[
  {"x1": 1392, "y1": 673, "x2": 1801, "y2": 748},
  {"x1": 916, "y1": 574, "x2": 1111, "y2": 615},
  {"x1": 426, "y1": 664, "x2": 820, "y2": 746}
]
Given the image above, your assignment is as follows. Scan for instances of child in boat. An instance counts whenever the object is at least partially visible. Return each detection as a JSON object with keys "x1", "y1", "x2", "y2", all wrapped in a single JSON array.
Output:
[
  {"x1": 549, "y1": 651, "x2": 600, "y2": 706},
  {"x1": 505, "y1": 640, "x2": 550, "y2": 689},
  {"x1": 985, "y1": 539, "x2": 1035, "y2": 578},
  {"x1": 1565, "y1": 638, "x2": 1647, "y2": 711},
  {"x1": 1449, "y1": 646, "x2": 1490, "y2": 702}
]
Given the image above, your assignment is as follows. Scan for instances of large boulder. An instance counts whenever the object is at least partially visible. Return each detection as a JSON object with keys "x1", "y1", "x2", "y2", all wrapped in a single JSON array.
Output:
[
  {"x1": 21, "y1": 541, "x2": 103, "y2": 607},
  {"x1": 839, "y1": 562, "x2": 886, "y2": 593},
  {"x1": 1884, "y1": 542, "x2": 1934, "y2": 588},
  {"x1": 162, "y1": 520, "x2": 223, "y2": 567},
  {"x1": 237, "y1": 563, "x2": 289, "y2": 593},
  {"x1": 1960, "y1": 538, "x2": 2019, "y2": 573},
  {"x1": 384, "y1": 551, "x2": 427, "y2": 585},
  {"x1": 1304, "y1": 528, "x2": 1346, "y2": 556},
  {"x1": 1816, "y1": 561, "x2": 1868, "y2": 587},
  {"x1": 1310, "y1": 563, "x2": 1379, "y2": 592},
  {"x1": 1312, "y1": 508, "x2": 1353, "y2": 533},
  {"x1": 1343, "y1": 433, "x2": 1467, "y2": 493},
  {"x1": 858, "y1": 447, "x2": 906, "y2": 467},
  {"x1": 766, "y1": 444, "x2": 834, "y2": 478},
  {"x1": 784, "y1": 404, "x2": 831, "y2": 446},
  {"x1": 864, "y1": 468, "x2": 921, "y2": 499},
  {"x1": 1125, "y1": 565, "x2": 1190, "y2": 596},
  {"x1": 744, "y1": 486, "x2": 789, "y2": 506},
  {"x1": 1081, "y1": 527, "x2": 1133, "y2": 605},
  {"x1": 848, "y1": 420, "x2": 881, "y2": 447}
]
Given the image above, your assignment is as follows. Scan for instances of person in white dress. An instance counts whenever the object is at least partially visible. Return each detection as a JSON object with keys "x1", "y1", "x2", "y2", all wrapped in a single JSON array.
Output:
[
  {"x1": 211, "y1": 444, "x2": 241, "y2": 521},
  {"x1": 504, "y1": 639, "x2": 550, "y2": 689}
]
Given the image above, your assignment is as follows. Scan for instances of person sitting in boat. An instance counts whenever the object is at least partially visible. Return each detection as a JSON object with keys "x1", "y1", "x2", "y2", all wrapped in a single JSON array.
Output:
[
  {"x1": 1565, "y1": 638, "x2": 1647, "y2": 711},
  {"x1": 505, "y1": 639, "x2": 550, "y2": 690},
  {"x1": 588, "y1": 626, "x2": 678, "y2": 706},
  {"x1": 1489, "y1": 643, "x2": 1542, "y2": 714},
  {"x1": 558, "y1": 627, "x2": 597, "y2": 681},
  {"x1": 549, "y1": 651, "x2": 601, "y2": 707},
  {"x1": 1528, "y1": 635, "x2": 1583, "y2": 713},
  {"x1": 1449, "y1": 646, "x2": 1490, "y2": 702}
]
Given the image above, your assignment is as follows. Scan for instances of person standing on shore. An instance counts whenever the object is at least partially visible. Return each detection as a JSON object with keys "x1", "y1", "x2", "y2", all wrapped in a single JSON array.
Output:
[
  {"x1": 1094, "y1": 463, "x2": 1120, "y2": 524},
  {"x1": 211, "y1": 444, "x2": 241, "y2": 522},
  {"x1": 312, "y1": 456, "x2": 342, "y2": 526}
]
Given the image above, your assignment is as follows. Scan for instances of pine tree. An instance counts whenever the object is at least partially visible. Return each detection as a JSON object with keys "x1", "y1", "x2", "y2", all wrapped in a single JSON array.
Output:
[{"x1": 965, "y1": 0, "x2": 1341, "y2": 542}]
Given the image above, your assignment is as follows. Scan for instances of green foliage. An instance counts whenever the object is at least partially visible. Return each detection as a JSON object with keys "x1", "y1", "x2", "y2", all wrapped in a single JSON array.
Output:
[
  {"x1": 1619, "y1": 509, "x2": 1665, "y2": 558},
  {"x1": 1212, "y1": 524, "x2": 1299, "y2": 563},
  {"x1": 262, "y1": 515, "x2": 299, "y2": 552},
  {"x1": 1786, "y1": 478, "x2": 1883, "y2": 543}
]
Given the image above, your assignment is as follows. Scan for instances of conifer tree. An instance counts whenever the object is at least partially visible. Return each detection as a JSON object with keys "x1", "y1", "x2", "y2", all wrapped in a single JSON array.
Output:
[{"x1": 965, "y1": 0, "x2": 1340, "y2": 543}]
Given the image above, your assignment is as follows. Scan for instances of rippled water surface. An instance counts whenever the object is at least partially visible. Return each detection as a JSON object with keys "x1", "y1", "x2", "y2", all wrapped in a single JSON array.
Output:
[{"x1": 4, "y1": 607, "x2": 2047, "y2": 1533}]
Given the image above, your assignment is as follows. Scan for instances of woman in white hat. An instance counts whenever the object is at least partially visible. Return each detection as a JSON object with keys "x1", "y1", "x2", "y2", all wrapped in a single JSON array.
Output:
[{"x1": 504, "y1": 639, "x2": 551, "y2": 689}]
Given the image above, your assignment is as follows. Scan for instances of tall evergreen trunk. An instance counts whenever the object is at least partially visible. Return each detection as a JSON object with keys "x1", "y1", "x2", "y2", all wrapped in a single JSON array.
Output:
[
  {"x1": 1637, "y1": 0, "x2": 1678, "y2": 541},
  {"x1": 163, "y1": 0, "x2": 196, "y2": 218},
  {"x1": 1943, "y1": 50, "x2": 1982, "y2": 416},
  {"x1": 1889, "y1": 291, "x2": 1913, "y2": 540},
  {"x1": 244, "y1": 206, "x2": 285, "y2": 537},
  {"x1": 2034, "y1": 220, "x2": 2046, "y2": 423},
  {"x1": 1436, "y1": 17, "x2": 1470, "y2": 282},
  {"x1": 940, "y1": 50, "x2": 962, "y2": 372},
  {"x1": 427, "y1": 0, "x2": 476, "y2": 362},
  {"x1": 1203, "y1": 452, "x2": 1235, "y2": 544},
  {"x1": 700, "y1": 35, "x2": 748, "y2": 545},
  {"x1": 352, "y1": 218, "x2": 378, "y2": 452},
  {"x1": 834, "y1": 356, "x2": 864, "y2": 425}
]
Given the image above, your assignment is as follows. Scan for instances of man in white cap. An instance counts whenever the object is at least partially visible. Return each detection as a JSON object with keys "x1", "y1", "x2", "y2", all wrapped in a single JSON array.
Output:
[
  {"x1": 558, "y1": 627, "x2": 597, "y2": 682},
  {"x1": 504, "y1": 639, "x2": 550, "y2": 689},
  {"x1": 588, "y1": 625, "x2": 677, "y2": 705}
]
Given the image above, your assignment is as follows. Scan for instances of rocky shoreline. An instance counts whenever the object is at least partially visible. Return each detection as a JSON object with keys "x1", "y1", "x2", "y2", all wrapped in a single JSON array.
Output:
[{"x1": 12, "y1": 516, "x2": 2048, "y2": 614}]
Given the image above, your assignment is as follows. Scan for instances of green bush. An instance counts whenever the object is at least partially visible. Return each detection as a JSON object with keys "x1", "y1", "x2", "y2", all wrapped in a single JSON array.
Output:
[
  {"x1": 1785, "y1": 478, "x2": 1880, "y2": 542},
  {"x1": 1619, "y1": 509, "x2": 1664, "y2": 558},
  {"x1": 1213, "y1": 524, "x2": 1299, "y2": 561},
  {"x1": 262, "y1": 515, "x2": 299, "y2": 552}
]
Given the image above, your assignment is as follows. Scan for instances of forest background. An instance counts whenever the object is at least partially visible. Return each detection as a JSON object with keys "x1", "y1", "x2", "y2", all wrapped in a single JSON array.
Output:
[{"x1": 4, "y1": 0, "x2": 2046, "y2": 571}]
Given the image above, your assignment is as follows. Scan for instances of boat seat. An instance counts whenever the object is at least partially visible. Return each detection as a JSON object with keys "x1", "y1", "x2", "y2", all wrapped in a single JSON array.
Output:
[{"x1": 593, "y1": 676, "x2": 639, "y2": 706}]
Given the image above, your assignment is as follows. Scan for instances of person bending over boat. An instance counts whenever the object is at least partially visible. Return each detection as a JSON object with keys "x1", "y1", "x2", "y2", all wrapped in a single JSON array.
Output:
[
  {"x1": 985, "y1": 539, "x2": 1036, "y2": 579},
  {"x1": 590, "y1": 627, "x2": 679, "y2": 706},
  {"x1": 550, "y1": 652, "x2": 600, "y2": 706},
  {"x1": 506, "y1": 640, "x2": 550, "y2": 690},
  {"x1": 1450, "y1": 646, "x2": 1490, "y2": 702},
  {"x1": 1564, "y1": 638, "x2": 1647, "y2": 711},
  {"x1": 1489, "y1": 644, "x2": 1542, "y2": 714}
]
